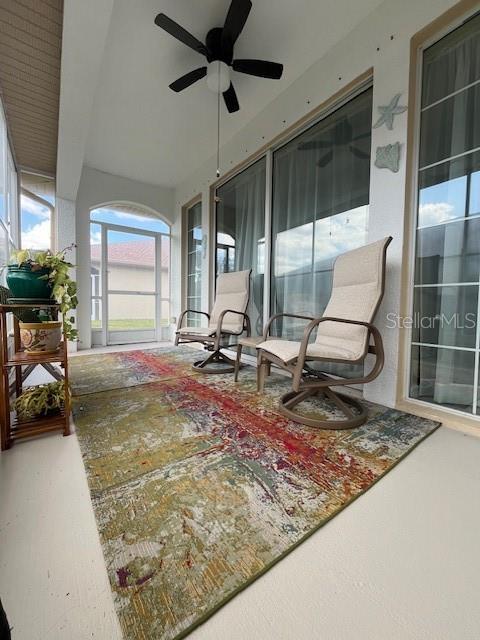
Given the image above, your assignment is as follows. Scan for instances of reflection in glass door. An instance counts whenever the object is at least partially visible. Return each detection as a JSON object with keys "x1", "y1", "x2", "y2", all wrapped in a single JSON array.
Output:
[
  {"x1": 216, "y1": 158, "x2": 266, "y2": 336},
  {"x1": 270, "y1": 88, "x2": 372, "y2": 376},
  {"x1": 409, "y1": 13, "x2": 480, "y2": 416}
]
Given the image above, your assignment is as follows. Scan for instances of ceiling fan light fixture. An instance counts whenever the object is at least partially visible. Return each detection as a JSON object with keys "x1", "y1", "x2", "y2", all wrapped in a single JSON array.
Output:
[
  {"x1": 206, "y1": 61, "x2": 230, "y2": 93},
  {"x1": 155, "y1": 0, "x2": 282, "y2": 113}
]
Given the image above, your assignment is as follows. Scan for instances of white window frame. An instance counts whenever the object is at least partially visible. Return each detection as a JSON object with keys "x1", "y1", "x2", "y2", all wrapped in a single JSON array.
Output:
[{"x1": 403, "y1": 8, "x2": 480, "y2": 422}]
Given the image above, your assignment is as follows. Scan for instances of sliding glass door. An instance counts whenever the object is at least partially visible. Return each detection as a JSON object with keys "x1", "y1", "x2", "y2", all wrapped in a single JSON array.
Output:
[
  {"x1": 271, "y1": 88, "x2": 372, "y2": 329},
  {"x1": 186, "y1": 201, "x2": 202, "y2": 326},
  {"x1": 216, "y1": 158, "x2": 266, "y2": 335},
  {"x1": 270, "y1": 89, "x2": 372, "y2": 375},
  {"x1": 214, "y1": 89, "x2": 372, "y2": 373},
  {"x1": 409, "y1": 13, "x2": 480, "y2": 415}
]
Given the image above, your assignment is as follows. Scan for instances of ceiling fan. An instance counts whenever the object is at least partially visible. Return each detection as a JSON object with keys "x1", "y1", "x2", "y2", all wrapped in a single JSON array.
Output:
[
  {"x1": 298, "y1": 118, "x2": 371, "y2": 167},
  {"x1": 154, "y1": 0, "x2": 284, "y2": 113}
]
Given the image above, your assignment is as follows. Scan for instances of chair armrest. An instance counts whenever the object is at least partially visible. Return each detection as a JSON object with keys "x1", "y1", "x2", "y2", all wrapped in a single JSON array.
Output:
[
  {"x1": 297, "y1": 316, "x2": 380, "y2": 368},
  {"x1": 176, "y1": 309, "x2": 210, "y2": 332},
  {"x1": 262, "y1": 313, "x2": 314, "y2": 341},
  {"x1": 216, "y1": 309, "x2": 251, "y2": 337}
]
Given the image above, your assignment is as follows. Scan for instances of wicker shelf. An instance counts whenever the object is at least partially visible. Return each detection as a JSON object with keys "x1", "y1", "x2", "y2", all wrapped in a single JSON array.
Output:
[
  {"x1": 0, "y1": 303, "x2": 71, "y2": 450},
  {"x1": 11, "y1": 409, "x2": 67, "y2": 441},
  {"x1": 4, "y1": 342, "x2": 66, "y2": 367}
]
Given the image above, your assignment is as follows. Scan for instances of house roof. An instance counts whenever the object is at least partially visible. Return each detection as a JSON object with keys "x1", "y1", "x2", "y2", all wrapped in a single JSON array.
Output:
[{"x1": 91, "y1": 240, "x2": 169, "y2": 268}]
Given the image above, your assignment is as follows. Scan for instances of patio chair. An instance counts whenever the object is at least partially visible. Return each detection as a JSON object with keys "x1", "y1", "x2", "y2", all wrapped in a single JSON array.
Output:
[
  {"x1": 175, "y1": 269, "x2": 252, "y2": 373},
  {"x1": 256, "y1": 237, "x2": 392, "y2": 429}
]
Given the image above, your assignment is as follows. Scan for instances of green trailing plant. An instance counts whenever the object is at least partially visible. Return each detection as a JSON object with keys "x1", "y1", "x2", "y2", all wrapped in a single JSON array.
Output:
[
  {"x1": 13, "y1": 380, "x2": 68, "y2": 420},
  {"x1": 9, "y1": 245, "x2": 78, "y2": 340}
]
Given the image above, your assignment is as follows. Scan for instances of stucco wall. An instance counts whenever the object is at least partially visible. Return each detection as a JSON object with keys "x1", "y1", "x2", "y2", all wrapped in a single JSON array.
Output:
[{"x1": 172, "y1": 0, "x2": 463, "y2": 409}]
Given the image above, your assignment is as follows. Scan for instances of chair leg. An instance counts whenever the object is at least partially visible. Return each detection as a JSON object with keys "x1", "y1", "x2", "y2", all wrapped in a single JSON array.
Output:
[
  {"x1": 279, "y1": 385, "x2": 367, "y2": 430},
  {"x1": 193, "y1": 349, "x2": 237, "y2": 374},
  {"x1": 257, "y1": 354, "x2": 267, "y2": 393},
  {"x1": 234, "y1": 344, "x2": 243, "y2": 382}
]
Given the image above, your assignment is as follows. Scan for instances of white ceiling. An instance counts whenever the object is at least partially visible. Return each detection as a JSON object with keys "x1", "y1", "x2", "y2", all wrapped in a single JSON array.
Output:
[{"x1": 82, "y1": 0, "x2": 383, "y2": 188}]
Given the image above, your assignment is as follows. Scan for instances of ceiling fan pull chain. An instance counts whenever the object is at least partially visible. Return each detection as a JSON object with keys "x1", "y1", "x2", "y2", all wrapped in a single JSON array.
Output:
[{"x1": 216, "y1": 61, "x2": 221, "y2": 178}]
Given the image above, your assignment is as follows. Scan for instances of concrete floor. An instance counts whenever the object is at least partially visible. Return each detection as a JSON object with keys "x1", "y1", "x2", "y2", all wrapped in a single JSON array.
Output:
[{"x1": 1, "y1": 345, "x2": 480, "y2": 639}]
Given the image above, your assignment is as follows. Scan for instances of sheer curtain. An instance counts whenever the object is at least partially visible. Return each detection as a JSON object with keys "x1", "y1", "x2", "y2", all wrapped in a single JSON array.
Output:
[
  {"x1": 216, "y1": 158, "x2": 266, "y2": 334},
  {"x1": 271, "y1": 88, "x2": 372, "y2": 375},
  {"x1": 411, "y1": 13, "x2": 480, "y2": 412}
]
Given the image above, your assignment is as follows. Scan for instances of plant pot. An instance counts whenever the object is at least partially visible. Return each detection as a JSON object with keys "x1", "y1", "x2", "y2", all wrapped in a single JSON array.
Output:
[
  {"x1": 19, "y1": 321, "x2": 62, "y2": 353},
  {"x1": 6, "y1": 264, "x2": 52, "y2": 300}
]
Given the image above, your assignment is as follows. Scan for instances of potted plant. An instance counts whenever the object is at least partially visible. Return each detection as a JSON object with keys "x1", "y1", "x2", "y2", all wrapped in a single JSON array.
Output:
[
  {"x1": 13, "y1": 380, "x2": 68, "y2": 421},
  {"x1": 6, "y1": 245, "x2": 78, "y2": 347},
  {"x1": 19, "y1": 319, "x2": 64, "y2": 353}
]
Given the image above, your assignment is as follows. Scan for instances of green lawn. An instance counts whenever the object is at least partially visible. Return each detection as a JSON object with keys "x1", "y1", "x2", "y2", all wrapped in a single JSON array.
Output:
[{"x1": 91, "y1": 319, "x2": 169, "y2": 330}]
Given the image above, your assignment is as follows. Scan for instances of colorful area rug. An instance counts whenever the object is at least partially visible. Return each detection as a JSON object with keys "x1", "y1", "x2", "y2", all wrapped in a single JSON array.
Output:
[
  {"x1": 69, "y1": 346, "x2": 198, "y2": 395},
  {"x1": 71, "y1": 347, "x2": 439, "y2": 640}
]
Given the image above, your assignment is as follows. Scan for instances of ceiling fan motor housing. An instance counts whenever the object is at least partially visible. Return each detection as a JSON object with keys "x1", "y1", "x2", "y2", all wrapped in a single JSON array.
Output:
[{"x1": 205, "y1": 27, "x2": 232, "y2": 64}]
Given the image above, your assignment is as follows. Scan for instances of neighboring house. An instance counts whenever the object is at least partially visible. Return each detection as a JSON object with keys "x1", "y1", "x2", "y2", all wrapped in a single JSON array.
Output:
[{"x1": 90, "y1": 239, "x2": 169, "y2": 324}]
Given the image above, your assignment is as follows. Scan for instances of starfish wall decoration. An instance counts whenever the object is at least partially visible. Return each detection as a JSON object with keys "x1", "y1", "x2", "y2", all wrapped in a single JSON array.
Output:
[{"x1": 373, "y1": 93, "x2": 407, "y2": 130}]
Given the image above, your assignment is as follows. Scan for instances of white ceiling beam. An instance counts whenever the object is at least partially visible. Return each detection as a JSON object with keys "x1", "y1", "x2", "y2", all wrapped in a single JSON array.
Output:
[{"x1": 56, "y1": 0, "x2": 115, "y2": 201}]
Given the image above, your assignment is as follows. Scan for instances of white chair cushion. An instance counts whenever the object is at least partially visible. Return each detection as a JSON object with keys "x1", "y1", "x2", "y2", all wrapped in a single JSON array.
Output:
[
  {"x1": 209, "y1": 269, "x2": 250, "y2": 333},
  {"x1": 176, "y1": 326, "x2": 216, "y2": 336},
  {"x1": 316, "y1": 238, "x2": 389, "y2": 355},
  {"x1": 256, "y1": 336, "x2": 365, "y2": 363},
  {"x1": 256, "y1": 238, "x2": 390, "y2": 367}
]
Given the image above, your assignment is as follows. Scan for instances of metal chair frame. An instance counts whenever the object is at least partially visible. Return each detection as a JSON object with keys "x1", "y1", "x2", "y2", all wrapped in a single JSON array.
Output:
[
  {"x1": 175, "y1": 308, "x2": 251, "y2": 374},
  {"x1": 256, "y1": 237, "x2": 391, "y2": 429}
]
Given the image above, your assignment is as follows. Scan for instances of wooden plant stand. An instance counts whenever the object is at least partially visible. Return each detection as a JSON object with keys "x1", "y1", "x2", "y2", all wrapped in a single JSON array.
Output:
[{"x1": 0, "y1": 303, "x2": 71, "y2": 451}]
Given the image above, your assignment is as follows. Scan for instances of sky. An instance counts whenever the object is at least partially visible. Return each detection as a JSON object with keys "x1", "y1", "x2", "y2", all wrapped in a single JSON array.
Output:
[
  {"x1": 20, "y1": 194, "x2": 52, "y2": 249},
  {"x1": 19, "y1": 202, "x2": 170, "y2": 250},
  {"x1": 418, "y1": 171, "x2": 480, "y2": 227},
  {"x1": 275, "y1": 205, "x2": 368, "y2": 276},
  {"x1": 90, "y1": 208, "x2": 169, "y2": 244}
]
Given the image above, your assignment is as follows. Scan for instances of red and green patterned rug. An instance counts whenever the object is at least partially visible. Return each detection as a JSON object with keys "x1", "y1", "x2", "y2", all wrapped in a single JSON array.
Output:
[{"x1": 71, "y1": 347, "x2": 439, "y2": 640}]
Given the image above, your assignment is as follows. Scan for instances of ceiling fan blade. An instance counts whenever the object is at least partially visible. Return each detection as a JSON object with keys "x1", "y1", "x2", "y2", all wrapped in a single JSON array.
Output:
[
  {"x1": 169, "y1": 67, "x2": 207, "y2": 92},
  {"x1": 349, "y1": 145, "x2": 370, "y2": 160},
  {"x1": 232, "y1": 59, "x2": 283, "y2": 79},
  {"x1": 333, "y1": 118, "x2": 353, "y2": 145},
  {"x1": 317, "y1": 150, "x2": 334, "y2": 168},
  {"x1": 222, "y1": 0, "x2": 252, "y2": 58},
  {"x1": 352, "y1": 131, "x2": 371, "y2": 142},
  {"x1": 298, "y1": 140, "x2": 333, "y2": 151},
  {"x1": 154, "y1": 13, "x2": 208, "y2": 56},
  {"x1": 223, "y1": 83, "x2": 240, "y2": 113}
]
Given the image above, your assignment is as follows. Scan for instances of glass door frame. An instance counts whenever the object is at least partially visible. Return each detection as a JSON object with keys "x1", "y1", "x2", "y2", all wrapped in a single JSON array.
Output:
[
  {"x1": 210, "y1": 76, "x2": 373, "y2": 349},
  {"x1": 403, "y1": 8, "x2": 480, "y2": 422},
  {"x1": 182, "y1": 196, "x2": 203, "y2": 326},
  {"x1": 92, "y1": 219, "x2": 170, "y2": 346}
]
